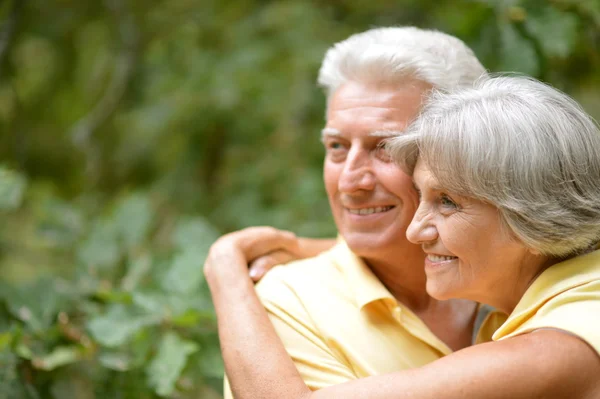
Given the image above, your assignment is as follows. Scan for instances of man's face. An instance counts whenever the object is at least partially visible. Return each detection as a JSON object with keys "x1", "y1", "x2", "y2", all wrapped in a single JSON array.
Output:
[{"x1": 322, "y1": 80, "x2": 428, "y2": 258}]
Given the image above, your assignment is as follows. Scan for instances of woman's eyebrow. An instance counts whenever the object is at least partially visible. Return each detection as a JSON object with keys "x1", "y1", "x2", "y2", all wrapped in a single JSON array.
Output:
[{"x1": 413, "y1": 178, "x2": 443, "y2": 192}]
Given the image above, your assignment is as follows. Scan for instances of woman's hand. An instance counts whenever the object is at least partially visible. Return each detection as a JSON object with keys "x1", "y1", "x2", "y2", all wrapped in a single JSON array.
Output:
[
  {"x1": 205, "y1": 226, "x2": 337, "y2": 283},
  {"x1": 248, "y1": 236, "x2": 337, "y2": 281},
  {"x1": 204, "y1": 226, "x2": 301, "y2": 287}
]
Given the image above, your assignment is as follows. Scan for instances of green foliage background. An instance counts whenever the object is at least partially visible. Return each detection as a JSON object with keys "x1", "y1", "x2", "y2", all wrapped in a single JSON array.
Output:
[{"x1": 0, "y1": 0, "x2": 598, "y2": 397}]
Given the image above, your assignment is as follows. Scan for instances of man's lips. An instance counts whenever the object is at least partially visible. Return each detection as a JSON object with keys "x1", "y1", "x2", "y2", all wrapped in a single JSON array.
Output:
[{"x1": 345, "y1": 205, "x2": 395, "y2": 215}]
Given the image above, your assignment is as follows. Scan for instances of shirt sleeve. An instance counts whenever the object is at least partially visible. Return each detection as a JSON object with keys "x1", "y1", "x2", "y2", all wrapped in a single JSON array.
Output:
[
  {"x1": 506, "y1": 281, "x2": 600, "y2": 355},
  {"x1": 222, "y1": 268, "x2": 358, "y2": 398}
]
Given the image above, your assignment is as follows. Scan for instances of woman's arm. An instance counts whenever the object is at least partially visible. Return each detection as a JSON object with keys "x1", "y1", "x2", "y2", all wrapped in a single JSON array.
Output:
[
  {"x1": 205, "y1": 237, "x2": 311, "y2": 399},
  {"x1": 205, "y1": 238, "x2": 600, "y2": 399}
]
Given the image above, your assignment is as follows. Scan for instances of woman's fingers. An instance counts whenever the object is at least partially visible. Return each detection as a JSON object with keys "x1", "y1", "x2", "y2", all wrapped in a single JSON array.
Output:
[
  {"x1": 204, "y1": 227, "x2": 300, "y2": 283},
  {"x1": 248, "y1": 250, "x2": 296, "y2": 282},
  {"x1": 225, "y1": 226, "x2": 300, "y2": 262}
]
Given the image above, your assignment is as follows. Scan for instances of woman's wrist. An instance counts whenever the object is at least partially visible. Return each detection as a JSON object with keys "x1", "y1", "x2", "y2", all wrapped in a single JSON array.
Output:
[{"x1": 204, "y1": 239, "x2": 253, "y2": 292}]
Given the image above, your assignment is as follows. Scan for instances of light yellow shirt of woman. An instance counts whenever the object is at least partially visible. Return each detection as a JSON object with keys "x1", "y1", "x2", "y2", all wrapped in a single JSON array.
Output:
[{"x1": 493, "y1": 249, "x2": 600, "y2": 354}]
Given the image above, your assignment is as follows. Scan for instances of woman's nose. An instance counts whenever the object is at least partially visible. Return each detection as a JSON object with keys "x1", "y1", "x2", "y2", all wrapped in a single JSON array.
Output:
[{"x1": 406, "y1": 207, "x2": 438, "y2": 245}]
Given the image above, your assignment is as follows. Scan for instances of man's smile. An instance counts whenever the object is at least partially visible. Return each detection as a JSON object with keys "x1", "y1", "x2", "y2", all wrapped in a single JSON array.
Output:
[{"x1": 346, "y1": 206, "x2": 395, "y2": 215}]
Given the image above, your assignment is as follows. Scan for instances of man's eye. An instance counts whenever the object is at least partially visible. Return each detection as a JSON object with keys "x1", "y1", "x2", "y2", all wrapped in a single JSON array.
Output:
[
  {"x1": 324, "y1": 140, "x2": 348, "y2": 162},
  {"x1": 326, "y1": 140, "x2": 348, "y2": 153},
  {"x1": 375, "y1": 143, "x2": 392, "y2": 162}
]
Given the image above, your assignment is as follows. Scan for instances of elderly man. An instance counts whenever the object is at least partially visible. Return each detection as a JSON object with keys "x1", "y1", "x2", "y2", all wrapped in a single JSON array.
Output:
[{"x1": 221, "y1": 27, "x2": 503, "y2": 396}]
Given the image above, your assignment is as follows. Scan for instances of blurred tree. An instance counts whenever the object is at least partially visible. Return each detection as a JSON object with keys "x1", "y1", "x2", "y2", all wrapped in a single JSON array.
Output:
[{"x1": 0, "y1": 0, "x2": 598, "y2": 397}]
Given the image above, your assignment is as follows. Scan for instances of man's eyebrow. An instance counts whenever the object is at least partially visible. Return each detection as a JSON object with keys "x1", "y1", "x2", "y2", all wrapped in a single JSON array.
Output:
[
  {"x1": 320, "y1": 128, "x2": 341, "y2": 143},
  {"x1": 321, "y1": 127, "x2": 341, "y2": 137},
  {"x1": 369, "y1": 130, "x2": 401, "y2": 138},
  {"x1": 320, "y1": 128, "x2": 401, "y2": 141}
]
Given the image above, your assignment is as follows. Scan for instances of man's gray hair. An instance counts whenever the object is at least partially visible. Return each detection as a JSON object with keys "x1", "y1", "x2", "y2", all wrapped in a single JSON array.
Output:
[
  {"x1": 318, "y1": 27, "x2": 487, "y2": 99},
  {"x1": 389, "y1": 76, "x2": 600, "y2": 257}
]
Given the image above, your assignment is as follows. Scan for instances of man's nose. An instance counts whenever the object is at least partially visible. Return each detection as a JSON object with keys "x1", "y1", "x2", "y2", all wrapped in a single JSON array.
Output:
[
  {"x1": 338, "y1": 148, "x2": 376, "y2": 193},
  {"x1": 406, "y1": 205, "x2": 438, "y2": 245}
]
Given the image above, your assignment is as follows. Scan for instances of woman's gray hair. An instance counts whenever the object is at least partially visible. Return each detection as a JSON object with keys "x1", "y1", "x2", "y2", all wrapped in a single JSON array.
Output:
[
  {"x1": 318, "y1": 27, "x2": 487, "y2": 99},
  {"x1": 389, "y1": 76, "x2": 600, "y2": 257}
]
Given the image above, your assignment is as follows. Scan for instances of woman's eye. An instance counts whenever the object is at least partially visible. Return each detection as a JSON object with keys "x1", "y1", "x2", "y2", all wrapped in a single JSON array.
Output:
[{"x1": 439, "y1": 194, "x2": 458, "y2": 209}]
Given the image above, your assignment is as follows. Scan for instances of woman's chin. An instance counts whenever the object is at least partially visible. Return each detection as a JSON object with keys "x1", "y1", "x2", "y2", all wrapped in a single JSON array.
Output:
[{"x1": 425, "y1": 281, "x2": 460, "y2": 301}]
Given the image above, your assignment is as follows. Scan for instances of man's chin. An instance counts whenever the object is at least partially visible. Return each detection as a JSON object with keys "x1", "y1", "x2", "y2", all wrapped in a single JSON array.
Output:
[{"x1": 342, "y1": 230, "x2": 396, "y2": 256}]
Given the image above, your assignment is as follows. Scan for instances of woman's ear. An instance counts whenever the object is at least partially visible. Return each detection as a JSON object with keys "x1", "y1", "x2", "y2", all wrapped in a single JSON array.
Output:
[{"x1": 528, "y1": 248, "x2": 542, "y2": 256}]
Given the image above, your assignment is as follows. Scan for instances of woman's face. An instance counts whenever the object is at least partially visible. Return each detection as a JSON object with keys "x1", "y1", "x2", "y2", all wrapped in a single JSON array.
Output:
[{"x1": 406, "y1": 158, "x2": 541, "y2": 307}]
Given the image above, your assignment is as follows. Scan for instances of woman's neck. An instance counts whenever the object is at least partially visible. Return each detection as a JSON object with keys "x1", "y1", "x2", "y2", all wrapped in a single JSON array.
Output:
[{"x1": 492, "y1": 254, "x2": 563, "y2": 314}]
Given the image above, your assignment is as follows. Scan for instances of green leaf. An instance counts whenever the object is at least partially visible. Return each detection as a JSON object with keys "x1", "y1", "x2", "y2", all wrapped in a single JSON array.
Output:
[
  {"x1": 1, "y1": 279, "x2": 64, "y2": 332},
  {"x1": 526, "y1": 6, "x2": 578, "y2": 58},
  {"x1": 15, "y1": 343, "x2": 33, "y2": 360},
  {"x1": 0, "y1": 351, "x2": 28, "y2": 399},
  {"x1": 162, "y1": 249, "x2": 206, "y2": 294},
  {"x1": 197, "y1": 345, "x2": 225, "y2": 379},
  {"x1": 113, "y1": 193, "x2": 153, "y2": 250},
  {"x1": 172, "y1": 217, "x2": 220, "y2": 253},
  {"x1": 0, "y1": 167, "x2": 27, "y2": 211},
  {"x1": 146, "y1": 332, "x2": 198, "y2": 397},
  {"x1": 32, "y1": 346, "x2": 81, "y2": 371},
  {"x1": 87, "y1": 305, "x2": 160, "y2": 348},
  {"x1": 121, "y1": 254, "x2": 152, "y2": 292},
  {"x1": 130, "y1": 291, "x2": 170, "y2": 316},
  {"x1": 36, "y1": 197, "x2": 84, "y2": 248},
  {"x1": 98, "y1": 352, "x2": 132, "y2": 371},
  {"x1": 498, "y1": 21, "x2": 539, "y2": 76},
  {"x1": 132, "y1": 290, "x2": 212, "y2": 320},
  {"x1": 77, "y1": 220, "x2": 120, "y2": 269}
]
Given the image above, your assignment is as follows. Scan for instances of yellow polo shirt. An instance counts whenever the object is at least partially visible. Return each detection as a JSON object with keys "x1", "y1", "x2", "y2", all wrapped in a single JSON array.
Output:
[
  {"x1": 224, "y1": 241, "x2": 504, "y2": 397},
  {"x1": 493, "y1": 249, "x2": 600, "y2": 354}
]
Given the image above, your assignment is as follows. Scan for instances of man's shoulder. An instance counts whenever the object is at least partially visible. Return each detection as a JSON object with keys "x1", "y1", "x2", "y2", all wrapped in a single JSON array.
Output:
[
  {"x1": 257, "y1": 250, "x2": 341, "y2": 287},
  {"x1": 255, "y1": 246, "x2": 349, "y2": 302}
]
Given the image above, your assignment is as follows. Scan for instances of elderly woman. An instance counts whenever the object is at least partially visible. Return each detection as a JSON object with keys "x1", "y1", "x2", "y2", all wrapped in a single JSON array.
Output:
[{"x1": 204, "y1": 76, "x2": 600, "y2": 399}]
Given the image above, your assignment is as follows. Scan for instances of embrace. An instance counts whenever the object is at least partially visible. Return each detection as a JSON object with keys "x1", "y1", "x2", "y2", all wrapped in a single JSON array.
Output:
[{"x1": 205, "y1": 27, "x2": 600, "y2": 399}]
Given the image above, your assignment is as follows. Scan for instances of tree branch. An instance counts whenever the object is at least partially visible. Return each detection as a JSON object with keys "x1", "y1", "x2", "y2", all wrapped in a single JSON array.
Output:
[{"x1": 69, "y1": 0, "x2": 140, "y2": 183}]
